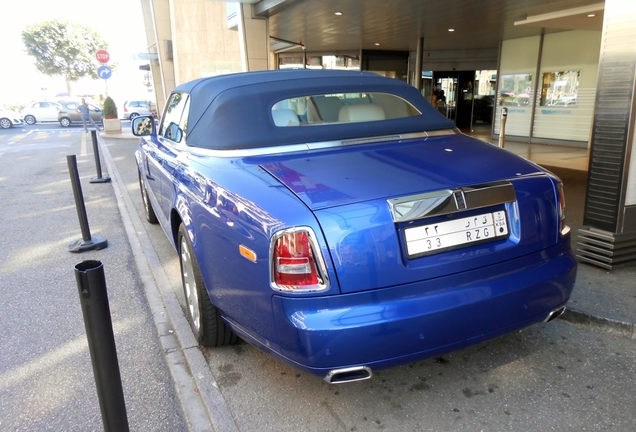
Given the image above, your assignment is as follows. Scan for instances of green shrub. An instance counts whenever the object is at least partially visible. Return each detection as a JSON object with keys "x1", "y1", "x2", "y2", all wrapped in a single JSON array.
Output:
[{"x1": 103, "y1": 96, "x2": 118, "y2": 119}]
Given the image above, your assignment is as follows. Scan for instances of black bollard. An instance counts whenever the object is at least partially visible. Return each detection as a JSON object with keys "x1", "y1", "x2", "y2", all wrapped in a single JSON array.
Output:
[
  {"x1": 67, "y1": 155, "x2": 108, "y2": 252},
  {"x1": 89, "y1": 130, "x2": 111, "y2": 183},
  {"x1": 74, "y1": 260, "x2": 130, "y2": 432}
]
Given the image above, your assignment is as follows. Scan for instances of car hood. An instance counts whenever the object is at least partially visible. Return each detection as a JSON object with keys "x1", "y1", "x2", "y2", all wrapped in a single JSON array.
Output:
[{"x1": 259, "y1": 134, "x2": 560, "y2": 294}]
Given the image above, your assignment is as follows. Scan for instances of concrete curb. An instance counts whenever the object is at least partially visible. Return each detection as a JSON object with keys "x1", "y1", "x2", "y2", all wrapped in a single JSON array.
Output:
[
  {"x1": 559, "y1": 307, "x2": 635, "y2": 340},
  {"x1": 98, "y1": 137, "x2": 239, "y2": 432}
]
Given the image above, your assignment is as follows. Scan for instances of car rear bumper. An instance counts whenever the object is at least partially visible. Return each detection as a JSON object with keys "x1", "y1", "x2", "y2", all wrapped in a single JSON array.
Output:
[{"x1": 267, "y1": 240, "x2": 576, "y2": 376}]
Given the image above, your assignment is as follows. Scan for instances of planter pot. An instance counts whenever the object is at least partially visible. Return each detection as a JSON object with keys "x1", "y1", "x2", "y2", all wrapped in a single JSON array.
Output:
[{"x1": 103, "y1": 118, "x2": 122, "y2": 133}]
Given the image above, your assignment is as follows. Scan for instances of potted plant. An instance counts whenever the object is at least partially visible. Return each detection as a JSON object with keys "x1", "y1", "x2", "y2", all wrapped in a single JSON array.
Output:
[{"x1": 102, "y1": 96, "x2": 121, "y2": 133}]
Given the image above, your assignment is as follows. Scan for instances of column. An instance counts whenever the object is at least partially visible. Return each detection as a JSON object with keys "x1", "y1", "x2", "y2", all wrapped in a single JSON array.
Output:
[
  {"x1": 578, "y1": 0, "x2": 636, "y2": 269},
  {"x1": 238, "y1": 3, "x2": 270, "y2": 71}
]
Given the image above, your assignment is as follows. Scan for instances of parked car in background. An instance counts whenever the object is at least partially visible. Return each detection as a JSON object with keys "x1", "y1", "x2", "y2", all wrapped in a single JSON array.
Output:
[
  {"x1": 21, "y1": 101, "x2": 61, "y2": 124},
  {"x1": 122, "y1": 100, "x2": 156, "y2": 120},
  {"x1": 472, "y1": 94, "x2": 495, "y2": 123},
  {"x1": 57, "y1": 101, "x2": 103, "y2": 127},
  {"x1": 132, "y1": 70, "x2": 576, "y2": 383},
  {"x1": 0, "y1": 110, "x2": 24, "y2": 129},
  {"x1": 549, "y1": 99, "x2": 577, "y2": 107}
]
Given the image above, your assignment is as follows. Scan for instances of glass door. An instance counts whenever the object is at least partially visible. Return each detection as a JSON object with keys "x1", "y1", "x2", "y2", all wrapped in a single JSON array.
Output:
[{"x1": 432, "y1": 73, "x2": 458, "y2": 123}]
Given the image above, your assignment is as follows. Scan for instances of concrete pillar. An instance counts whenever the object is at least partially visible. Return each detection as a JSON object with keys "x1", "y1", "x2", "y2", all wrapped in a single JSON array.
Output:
[
  {"x1": 577, "y1": 0, "x2": 636, "y2": 269},
  {"x1": 238, "y1": 3, "x2": 270, "y2": 71},
  {"x1": 414, "y1": 37, "x2": 423, "y2": 91},
  {"x1": 140, "y1": 0, "x2": 174, "y2": 113}
]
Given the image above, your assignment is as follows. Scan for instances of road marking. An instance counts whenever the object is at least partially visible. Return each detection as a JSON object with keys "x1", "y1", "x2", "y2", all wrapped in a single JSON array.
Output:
[
  {"x1": 4, "y1": 134, "x2": 27, "y2": 145},
  {"x1": 81, "y1": 133, "x2": 87, "y2": 156}
]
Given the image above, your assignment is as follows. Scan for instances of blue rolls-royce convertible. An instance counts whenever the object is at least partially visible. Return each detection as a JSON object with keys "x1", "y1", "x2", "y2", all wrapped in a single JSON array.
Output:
[{"x1": 132, "y1": 70, "x2": 576, "y2": 383}]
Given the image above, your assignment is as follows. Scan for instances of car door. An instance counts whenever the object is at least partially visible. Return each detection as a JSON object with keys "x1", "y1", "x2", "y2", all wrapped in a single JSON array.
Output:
[
  {"x1": 153, "y1": 92, "x2": 190, "y2": 220},
  {"x1": 41, "y1": 102, "x2": 60, "y2": 121},
  {"x1": 88, "y1": 104, "x2": 103, "y2": 122},
  {"x1": 28, "y1": 102, "x2": 58, "y2": 122}
]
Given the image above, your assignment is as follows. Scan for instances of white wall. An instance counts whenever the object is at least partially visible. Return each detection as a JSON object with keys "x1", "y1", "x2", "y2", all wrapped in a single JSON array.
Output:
[{"x1": 495, "y1": 30, "x2": 602, "y2": 145}]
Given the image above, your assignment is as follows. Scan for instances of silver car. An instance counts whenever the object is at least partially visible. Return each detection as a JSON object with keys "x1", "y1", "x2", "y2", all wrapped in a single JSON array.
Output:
[
  {"x1": 57, "y1": 101, "x2": 103, "y2": 127},
  {"x1": 122, "y1": 100, "x2": 156, "y2": 120},
  {"x1": 21, "y1": 101, "x2": 61, "y2": 125}
]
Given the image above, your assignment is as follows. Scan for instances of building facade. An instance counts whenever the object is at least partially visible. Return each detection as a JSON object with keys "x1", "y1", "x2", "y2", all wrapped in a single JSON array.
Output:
[{"x1": 139, "y1": 0, "x2": 636, "y2": 268}]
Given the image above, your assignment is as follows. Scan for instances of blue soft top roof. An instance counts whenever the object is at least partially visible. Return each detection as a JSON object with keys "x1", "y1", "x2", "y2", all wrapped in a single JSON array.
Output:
[{"x1": 174, "y1": 69, "x2": 455, "y2": 150}]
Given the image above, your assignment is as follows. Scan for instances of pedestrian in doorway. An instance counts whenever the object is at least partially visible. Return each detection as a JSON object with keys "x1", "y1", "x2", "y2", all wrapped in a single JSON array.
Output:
[{"x1": 77, "y1": 98, "x2": 101, "y2": 133}]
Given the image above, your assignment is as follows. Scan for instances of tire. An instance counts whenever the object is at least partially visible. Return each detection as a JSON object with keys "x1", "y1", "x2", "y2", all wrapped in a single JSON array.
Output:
[
  {"x1": 138, "y1": 170, "x2": 158, "y2": 224},
  {"x1": 0, "y1": 118, "x2": 11, "y2": 129},
  {"x1": 59, "y1": 117, "x2": 71, "y2": 127},
  {"x1": 178, "y1": 223, "x2": 237, "y2": 347},
  {"x1": 24, "y1": 115, "x2": 36, "y2": 125},
  {"x1": 129, "y1": 112, "x2": 139, "y2": 120}
]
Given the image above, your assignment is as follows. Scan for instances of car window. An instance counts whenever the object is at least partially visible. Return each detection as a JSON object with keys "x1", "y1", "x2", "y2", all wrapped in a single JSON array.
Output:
[
  {"x1": 159, "y1": 92, "x2": 189, "y2": 144},
  {"x1": 271, "y1": 92, "x2": 421, "y2": 127}
]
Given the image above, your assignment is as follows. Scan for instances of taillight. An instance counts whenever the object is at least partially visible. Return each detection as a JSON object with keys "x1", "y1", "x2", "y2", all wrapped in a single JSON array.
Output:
[
  {"x1": 270, "y1": 228, "x2": 329, "y2": 292},
  {"x1": 557, "y1": 183, "x2": 570, "y2": 236}
]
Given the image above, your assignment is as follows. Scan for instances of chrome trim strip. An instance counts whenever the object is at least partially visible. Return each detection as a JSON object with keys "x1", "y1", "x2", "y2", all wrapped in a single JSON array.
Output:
[
  {"x1": 173, "y1": 129, "x2": 458, "y2": 158},
  {"x1": 387, "y1": 181, "x2": 517, "y2": 223},
  {"x1": 426, "y1": 128, "x2": 459, "y2": 137},
  {"x1": 388, "y1": 190, "x2": 454, "y2": 223},
  {"x1": 340, "y1": 135, "x2": 403, "y2": 146}
]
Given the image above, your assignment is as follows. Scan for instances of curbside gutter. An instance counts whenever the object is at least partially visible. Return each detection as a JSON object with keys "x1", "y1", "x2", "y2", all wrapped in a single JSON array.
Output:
[
  {"x1": 559, "y1": 307, "x2": 635, "y2": 341},
  {"x1": 99, "y1": 137, "x2": 239, "y2": 432}
]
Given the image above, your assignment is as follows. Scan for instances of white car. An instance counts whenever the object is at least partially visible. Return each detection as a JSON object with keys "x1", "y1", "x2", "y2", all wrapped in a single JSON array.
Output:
[
  {"x1": 0, "y1": 110, "x2": 24, "y2": 129},
  {"x1": 21, "y1": 101, "x2": 61, "y2": 125}
]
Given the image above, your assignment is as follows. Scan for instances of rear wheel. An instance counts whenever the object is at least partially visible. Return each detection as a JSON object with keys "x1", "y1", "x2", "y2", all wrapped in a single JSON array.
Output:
[
  {"x1": 24, "y1": 115, "x2": 36, "y2": 125},
  {"x1": 0, "y1": 118, "x2": 11, "y2": 129},
  {"x1": 138, "y1": 170, "x2": 158, "y2": 224},
  {"x1": 129, "y1": 112, "x2": 139, "y2": 120},
  {"x1": 178, "y1": 223, "x2": 237, "y2": 347}
]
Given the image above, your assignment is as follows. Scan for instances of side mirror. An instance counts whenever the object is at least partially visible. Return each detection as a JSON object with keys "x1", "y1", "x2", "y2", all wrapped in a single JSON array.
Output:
[
  {"x1": 132, "y1": 115, "x2": 156, "y2": 136},
  {"x1": 165, "y1": 121, "x2": 183, "y2": 143}
]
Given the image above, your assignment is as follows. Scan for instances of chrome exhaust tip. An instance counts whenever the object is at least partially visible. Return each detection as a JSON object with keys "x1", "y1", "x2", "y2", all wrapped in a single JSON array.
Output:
[
  {"x1": 324, "y1": 366, "x2": 372, "y2": 384},
  {"x1": 544, "y1": 306, "x2": 566, "y2": 323}
]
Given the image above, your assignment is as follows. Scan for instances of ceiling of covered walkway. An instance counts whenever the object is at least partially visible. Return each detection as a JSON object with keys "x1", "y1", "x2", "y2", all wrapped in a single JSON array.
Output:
[{"x1": 253, "y1": 0, "x2": 604, "y2": 52}]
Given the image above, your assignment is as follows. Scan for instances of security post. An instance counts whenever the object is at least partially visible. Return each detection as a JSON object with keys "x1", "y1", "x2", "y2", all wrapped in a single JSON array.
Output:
[
  {"x1": 498, "y1": 107, "x2": 508, "y2": 148},
  {"x1": 74, "y1": 260, "x2": 129, "y2": 432},
  {"x1": 89, "y1": 130, "x2": 111, "y2": 183},
  {"x1": 66, "y1": 155, "x2": 108, "y2": 252}
]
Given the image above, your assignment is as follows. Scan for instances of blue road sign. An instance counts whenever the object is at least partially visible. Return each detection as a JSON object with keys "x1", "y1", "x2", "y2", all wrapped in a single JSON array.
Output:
[{"x1": 97, "y1": 65, "x2": 112, "y2": 80}]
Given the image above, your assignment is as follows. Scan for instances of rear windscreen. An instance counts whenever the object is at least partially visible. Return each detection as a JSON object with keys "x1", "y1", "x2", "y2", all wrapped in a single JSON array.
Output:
[{"x1": 271, "y1": 92, "x2": 421, "y2": 127}]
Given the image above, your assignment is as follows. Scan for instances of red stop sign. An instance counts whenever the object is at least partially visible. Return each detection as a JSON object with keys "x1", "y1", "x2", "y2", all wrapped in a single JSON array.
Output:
[{"x1": 96, "y1": 49, "x2": 110, "y2": 64}]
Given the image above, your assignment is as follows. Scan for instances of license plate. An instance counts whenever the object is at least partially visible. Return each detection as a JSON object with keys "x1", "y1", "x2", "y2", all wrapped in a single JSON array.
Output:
[{"x1": 404, "y1": 211, "x2": 508, "y2": 257}]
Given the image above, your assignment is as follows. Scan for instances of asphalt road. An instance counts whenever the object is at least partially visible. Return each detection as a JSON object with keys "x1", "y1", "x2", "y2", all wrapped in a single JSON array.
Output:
[
  {"x1": 100, "y1": 135, "x2": 636, "y2": 432},
  {"x1": 0, "y1": 127, "x2": 187, "y2": 431}
]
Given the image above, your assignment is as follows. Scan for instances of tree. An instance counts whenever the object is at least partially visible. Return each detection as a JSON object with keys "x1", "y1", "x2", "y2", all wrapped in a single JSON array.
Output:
[{"x1": 21, "y1": 20, "x2": 109, "y2": 96}]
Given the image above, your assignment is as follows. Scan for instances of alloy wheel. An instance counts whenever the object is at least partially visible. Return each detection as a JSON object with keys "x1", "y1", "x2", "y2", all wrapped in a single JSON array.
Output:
[{"x1": 180, "y1": 236, "x2": 201, "y2": 332}]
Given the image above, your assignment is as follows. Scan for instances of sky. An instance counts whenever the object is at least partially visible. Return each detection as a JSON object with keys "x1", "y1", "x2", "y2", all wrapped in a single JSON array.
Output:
[{"x1": 1, "y1": 0, "x2": 152, "y2": 107}]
